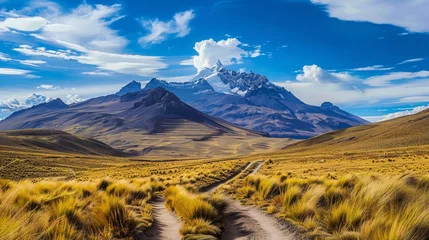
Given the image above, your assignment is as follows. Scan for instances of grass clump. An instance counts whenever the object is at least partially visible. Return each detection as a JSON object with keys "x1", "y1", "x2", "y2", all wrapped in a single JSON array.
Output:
[{"x1": 164, "y1": 186, "x2": 223, "y2": 239}]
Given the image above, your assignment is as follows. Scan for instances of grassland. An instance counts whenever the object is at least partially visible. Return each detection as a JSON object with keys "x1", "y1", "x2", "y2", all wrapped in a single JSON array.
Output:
[
  {"x1": 1, "y1": 111, "x2": 429, "y2": 239},
  {"x1": 219, "y1": 111, "x2": 429, "y2": 239}
]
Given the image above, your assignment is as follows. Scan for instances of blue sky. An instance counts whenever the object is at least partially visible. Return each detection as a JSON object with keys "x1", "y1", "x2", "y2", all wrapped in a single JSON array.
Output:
[{"x1": 1, "y1": 0, "x2": 429, "y2": 121}]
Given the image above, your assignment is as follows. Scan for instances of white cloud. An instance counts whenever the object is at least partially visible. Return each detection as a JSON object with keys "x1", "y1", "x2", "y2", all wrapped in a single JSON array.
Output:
[
  {"x1": 296, "y1": 64, "x2": 355, "y2": 84},
  {"x1": 0, "y1": 51, "x2": 47, "y2": 66},
  {"x1": 2, "y1": 3, "x2": 169, "y2": 77},
  {"x1": 82, "y1": 71, "x2": 111, "y2": 76},
  {"x1": 352, "y1": 65, "x2": 394, "y2": 71},
  {"x1": 365, "y1": 71, "x2": 429, "y2": 87},
  {"x1": 18, "y1": 59, "x2": 47, "y2": 66},
  {"x1": 0, "y1": 68, "x2": 31, "y2": 75},
  {"x1": 158, "y1": 75, "x2": 194, "y2": 82},
  {"x1": 0, "y1": 16, "x2": 48, "y2": 31},
  {"x1": 139, "y1": 10, "x2": 195, "y2": 46},
  {"x1": 397, "y1": 58, "x2": 425, "y2": 65},
  {"x1": 179, "y1": 58, "x2": 194, "y2": 66},
  {"x1": 41, "y1": 4, "x2": 127, "y2": 52},
  {"x1": 14, "y1": 44, "x2": 167, "y2": 76},
  {"x1": 277, "y1": 65, "x2": 429, "y2": 106},
  {"x1": 380, "y1": 105, "x2": 429, "y2": 121},
  {"x1": 25, "y1": 93, "x2": 52, "y2": 106},
  {"x1": 37, "y1": 85, "x2": 60, "y2": 90},
  {"x1": 192, "y1": 38, "x2": 261, "y2": 71},
  {"x1": 250, "y1": 45, "x2": 264, "y2": 58},
  {"x1": 311, "y1": 0, "x2": 429, "y2": 33},
  {"x1": 13, "y1": 45, "x2": 78, "y2": 60},
  {"x1": 0, "y1": 93, "x2": 51, "y2": 112},
  {"x1": 66, "y1": 94, "x2": 85, "y2": 104},
  {"x1": 77, "y1": 51, "x2": 167, "y2": 76},
  {"x1": 1, "y1": 3, "x2": 127, "y2": 52},
  {"x1": 396, "y1": 96, "x2": 429, "y2": 103},
  {"x1": 0, "y1": 52, "x2": 12, "y2": 61}
]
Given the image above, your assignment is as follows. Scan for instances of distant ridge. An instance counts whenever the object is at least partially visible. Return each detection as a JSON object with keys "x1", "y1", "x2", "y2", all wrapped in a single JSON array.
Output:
[
  {"x1": 283, "y1": 108, "x2": 429, "y2": 152},
  {"x1": 0, "y1": 129, "x2": 123, "y2": 156},
  {"x1": 116, "y1": 80, "x2": 142, "y2": 96}
]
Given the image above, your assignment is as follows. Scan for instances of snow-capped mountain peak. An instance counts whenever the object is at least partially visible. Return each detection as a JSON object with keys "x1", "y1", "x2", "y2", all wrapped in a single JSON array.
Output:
[
  {"x1": 191, "y1": 60, "x2": 275, "y2": 96},
  {"x1": 213, "y1": 60, "x2": 225, "y2": 71}
]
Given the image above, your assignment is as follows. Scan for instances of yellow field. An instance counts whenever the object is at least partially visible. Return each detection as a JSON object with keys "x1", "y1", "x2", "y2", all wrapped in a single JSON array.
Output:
[{"x1": 1, "y1": 112, "x2": 429, "y2": 239}]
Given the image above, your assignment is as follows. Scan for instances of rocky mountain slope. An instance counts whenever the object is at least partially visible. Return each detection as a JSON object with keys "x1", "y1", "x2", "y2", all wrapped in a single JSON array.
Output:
[
  {"x1": 0, "y1": 88, "x2": 287, "y2": 158},
  {"x1": 144, "y1": 61, "x2": 369, "y2": 138}
]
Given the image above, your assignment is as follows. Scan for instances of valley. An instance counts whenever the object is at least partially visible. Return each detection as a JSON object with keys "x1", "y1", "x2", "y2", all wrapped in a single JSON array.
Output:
[
  {"x1": 0, "y1": 60, "x2": 426, "y2": 240},
  {"x1": 1, "y1": 109, "x2": 428, "y2": 239}
]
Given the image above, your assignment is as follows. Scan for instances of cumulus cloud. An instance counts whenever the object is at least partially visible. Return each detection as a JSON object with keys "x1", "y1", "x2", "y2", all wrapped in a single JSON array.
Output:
[
  {"x1": 192, "y1": 38, "x2": 262, "y2": 71},
  {"x1": 296, "y1": 65, "x2": 356, "y2": 84},
  {"x1": 365, "y1": 71, "x2": 429, "y2": 87},
  {"x1": 311, "y1": 0, "x2": 429, "y2": 33},
  {"x1": 0, "y1": 93, "x2": 51, "y2": 112},
  {"x1": 277, "y1": 65, "x2": 429, "y2": 106},
  {"x1": 66, "y1": 94, "x2": 85, "y2": 104},
  {"x1": 380, "y1": 105, "x2": 429, "y2": 121},
  {"x1": 139, "y1": 10, "x2": 195, "y2": 46}
]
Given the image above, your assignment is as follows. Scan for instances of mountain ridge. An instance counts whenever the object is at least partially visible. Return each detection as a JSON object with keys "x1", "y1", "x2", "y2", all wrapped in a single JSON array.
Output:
[
  {"x1": 144, "y1": 61, "x2": 369, "y2": 138},
  {"x1": 0, "y1": 88, "x2": 281, "y2": 158}
]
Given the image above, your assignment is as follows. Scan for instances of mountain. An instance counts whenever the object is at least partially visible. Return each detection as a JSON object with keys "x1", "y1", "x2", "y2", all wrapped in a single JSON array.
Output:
[
  {"x1": 144, "y1": 61, "x2": 369, "y2": 138},
  {"x1": 0, "y1": 88, "x2": 287, "y2": 158},
  {"x1": 283, "y1": 108, "x2": 429, "y2": 152},
  {"x1": 0, "y1": 129, "x2": 122, "y2": 156},
  {"x1": 144, "y1": 78, "x2": 214, "y2": 102},
  {"x1": 116, "y1": 80, "x2": 142, "y2": 96}
]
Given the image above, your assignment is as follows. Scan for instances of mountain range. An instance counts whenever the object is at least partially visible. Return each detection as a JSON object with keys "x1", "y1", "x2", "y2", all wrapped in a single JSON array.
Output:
[
  {"x1": 0, "y1": 61, "x2": 368, "y2": 156},
  {"x1": 143, "y1": 61, "x2": 368, "y2": 138},
  {"x1": 0, "y1": 88, "x2": 288, "y2": 158}
]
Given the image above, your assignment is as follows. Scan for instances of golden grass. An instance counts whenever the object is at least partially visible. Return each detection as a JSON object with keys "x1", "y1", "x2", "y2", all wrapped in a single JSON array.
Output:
[
  {"x1": 164, "y1": 186, "x2": 224, "y2": 239},
  {"x1": 226, "y1": 172, "x2": 429, "y2": 239},
  {"x1": 0, "y1": 178, "x2": 161, "y2": 240}
]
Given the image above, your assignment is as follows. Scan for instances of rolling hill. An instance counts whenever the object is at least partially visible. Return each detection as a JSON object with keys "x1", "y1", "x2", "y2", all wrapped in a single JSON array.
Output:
[
  {"x1": 283, "y1": 108, "x2": 429, "y2": 152},
  {"x1": 0, "y1": 129, "x2": 121, "y2": 155},
  {"x1": 0, "y1": 88, "x2": 289, "y2": 158}
]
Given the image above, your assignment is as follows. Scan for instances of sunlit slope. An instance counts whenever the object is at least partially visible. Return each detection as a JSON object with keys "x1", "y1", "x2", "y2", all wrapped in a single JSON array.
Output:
[
  {"x1": 284, "y1": 109, "x2": 429, "y2": 152},
  {"x1": 0, "y1": 129, "x2": 121, "y2": 156}
]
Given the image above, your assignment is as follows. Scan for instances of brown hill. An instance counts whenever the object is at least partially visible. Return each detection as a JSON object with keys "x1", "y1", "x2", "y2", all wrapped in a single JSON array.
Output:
[
  {"x1": 284, "y1": 109, "x2": 429, "y2": 152},
  {"x1": 0, "y1": 129, "x2": 122, "y2": 156}
]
